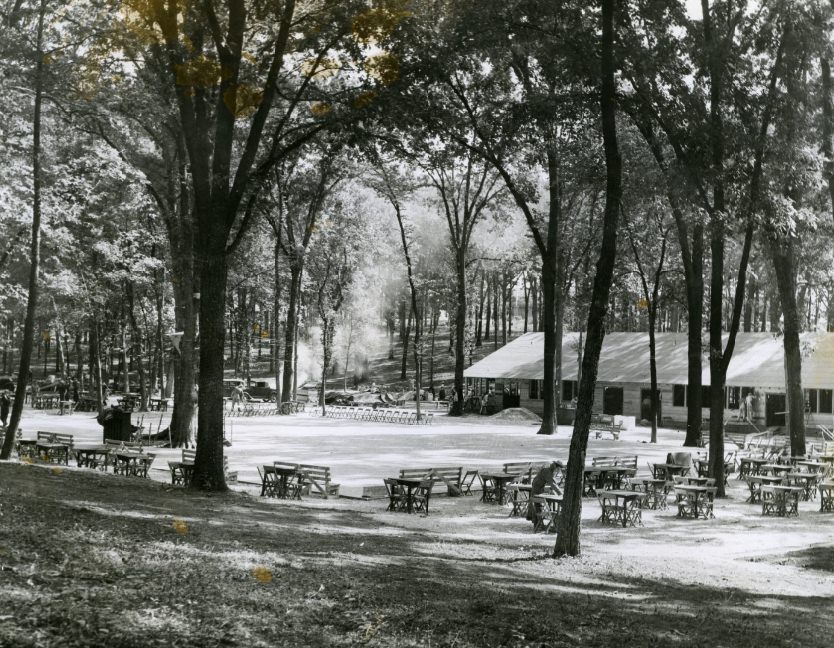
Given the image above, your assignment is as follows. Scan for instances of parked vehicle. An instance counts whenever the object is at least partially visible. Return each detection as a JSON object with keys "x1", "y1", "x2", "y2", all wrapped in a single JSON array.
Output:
[
  {"x1": 222, "y1": 378, "x2": 245, "y2": 398},
  {"x1": 246, "y1": 379, "x2": 276, "y2": 401}
]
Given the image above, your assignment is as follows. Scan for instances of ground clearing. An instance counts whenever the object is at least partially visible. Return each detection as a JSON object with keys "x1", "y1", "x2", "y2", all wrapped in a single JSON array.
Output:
[{"x1": 4, "y1": 410, "x2": 834, "y2": 646}]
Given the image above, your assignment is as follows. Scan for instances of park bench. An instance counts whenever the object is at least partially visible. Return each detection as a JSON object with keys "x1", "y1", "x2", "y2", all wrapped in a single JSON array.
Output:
[
  {"x1": 36, "y1": 431, "x2": 74, "y2": 465},
  {"x1": 399, "y1": 466, "x2": 464, "y2": 496},
  {"x1": 590, "y1": 414, "x2": 623, "y2": 440},
  {"x1": 298, "y1": 464, "x2": 340, "y2": 499},
  {"x1": 591, "y1": 455, "x2": 637, "y2": 470},
  {"x1": 502, "y1": 461, "x2": 548, "y2": 484}
]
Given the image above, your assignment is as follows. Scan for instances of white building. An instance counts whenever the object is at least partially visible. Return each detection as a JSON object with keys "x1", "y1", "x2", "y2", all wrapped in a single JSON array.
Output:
[{"x1": 464, "y1": 331, "x2": 834, "y2": 428}]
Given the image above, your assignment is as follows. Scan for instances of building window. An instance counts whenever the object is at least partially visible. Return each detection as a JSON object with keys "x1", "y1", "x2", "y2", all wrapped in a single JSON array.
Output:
[
  {"x1": 529, "y1": 380, "x2": 539, "y2": 400},
  {"x1": 820, "y1": 389, "x2": 833, "y2": 414},
  {"x1": 673, "y1": 385, "x2": 686, "y2": 407},
  {"x1": 562, "y1": 380, "x2": 577, "y2": 402},
  {"x1": 807, "y1": 389, "x2": 818, "y2": 414},
  {"x1": 727, "y1": 387, "x2": 740, "y2": 410}
]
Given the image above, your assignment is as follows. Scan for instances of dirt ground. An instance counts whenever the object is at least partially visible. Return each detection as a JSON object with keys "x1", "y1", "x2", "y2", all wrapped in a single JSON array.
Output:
[{"x1": 3, "y1": 410, "x2": 834, "y2": 647}]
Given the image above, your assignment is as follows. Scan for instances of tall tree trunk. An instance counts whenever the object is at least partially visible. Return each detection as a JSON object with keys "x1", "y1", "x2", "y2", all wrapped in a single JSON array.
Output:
[
  {"x1": 476, "y1": 272, "x2": 484, "y2": 346},
  {"x1": 192, "y1": 228, "x2": 228, "y2": 491},
  {"x1": 126, "y1": 282, "x2": 148, "y2": 411},
  {"x1": 492, "y1": 273, "x2": 499, "y2": 350},
  {"x1": 554, "y1": 0, "x2": 622, "y2": 557},
  {"x1": 450, "y1": 247, "x2": 467, "y2": 415},
  {"x1": 683, "y1": 225, "x2": 704, "y2": 446},
  {"x1": 281, "y1": 265, "x2": 302, "y2": 403},
  {"x1": 822, "y1": 57, "x2": 834, "y2": 222},
  {"x1": 169, "y1": 244, "x2": 196, "y2": 448},
  {"x1": 531, "y1": 274, "x2": 539, "y2": 332},
  {"x1": 1, "y1": 0, "x2": 46, "y2": 459},
  {"x1": 484, "y1": 280, "x2": 491, "y2": 342},
  {"x1": 400, "y1": 307, "x2": 412, "y2": 381},
  {"x1": 771, "y1": 239, "x2": 806, "y2": 455},
  {"x1": 273, "y1": 237, "x2": 283, "y2": 404}
]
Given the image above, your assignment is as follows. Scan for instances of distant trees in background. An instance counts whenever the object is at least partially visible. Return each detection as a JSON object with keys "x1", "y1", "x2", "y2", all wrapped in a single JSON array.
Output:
[{"x1": 0, "y1": 0, "x2": 832, "y2": 528}]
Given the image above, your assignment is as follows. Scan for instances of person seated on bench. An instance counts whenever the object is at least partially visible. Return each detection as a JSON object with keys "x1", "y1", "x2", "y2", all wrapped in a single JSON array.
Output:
[{"x1": 526, "y1": 461, "x2": 564, "y2": 528}]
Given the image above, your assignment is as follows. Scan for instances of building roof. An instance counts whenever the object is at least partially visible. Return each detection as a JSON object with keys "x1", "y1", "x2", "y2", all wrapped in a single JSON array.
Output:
[{"x1": 463, "y1": 331, "x2": 834, "y2": 390}]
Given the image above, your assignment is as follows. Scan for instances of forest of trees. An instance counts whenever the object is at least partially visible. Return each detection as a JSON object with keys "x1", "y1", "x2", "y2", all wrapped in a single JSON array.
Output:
[{"x1": 2, "y1": 0, "x2": 834, "y2": 555}]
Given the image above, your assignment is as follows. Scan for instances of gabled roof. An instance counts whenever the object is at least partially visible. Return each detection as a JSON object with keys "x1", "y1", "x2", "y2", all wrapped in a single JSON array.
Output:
[{"x1": 464, "y1": 331, "x2": 834, "y2": 389}]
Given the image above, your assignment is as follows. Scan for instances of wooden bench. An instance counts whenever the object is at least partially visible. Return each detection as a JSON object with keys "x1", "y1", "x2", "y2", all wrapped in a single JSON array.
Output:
[
  {"x1": 592, "y1": 455, "x2": 637, "y2": 470},
  {"x1": 590, "y1": 415, "x2": 623, "y2": 440},
  {"x1": 399, "y1": 466, "x2": 464, "y2": 496},
  {"x1": 298, "y1": 464, "x2": 339, "y2": 499},
  {"x1": 502, "y1": 461, "x2": 548, "y2": 484},
  {"x1": 36, "y1": 431, "x2": 74, "y2": 465}
]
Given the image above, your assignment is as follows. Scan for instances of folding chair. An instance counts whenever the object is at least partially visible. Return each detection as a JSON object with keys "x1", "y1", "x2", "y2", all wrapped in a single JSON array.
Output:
[
  {"x1": 412, "y1": 479, "x2": 433, "y2": 515},
  {"x1": 460, "y1": 469, "x2": 479, "y2": 496}
]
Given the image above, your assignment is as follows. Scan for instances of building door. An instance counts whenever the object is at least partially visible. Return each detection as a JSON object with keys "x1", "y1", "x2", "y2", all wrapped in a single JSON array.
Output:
[
  {"x1": 640, "y1": 389, "x2": 661, "y2": 423},
  {"x1": 765, "y1": 393, "x2": 786, "y2": 426},
  {"x1": 603, "y1": 387, "x2": 623, "y2": 416}
]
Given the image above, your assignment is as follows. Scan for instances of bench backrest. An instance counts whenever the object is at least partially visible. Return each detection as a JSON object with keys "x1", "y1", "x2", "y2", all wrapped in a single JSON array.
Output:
[
  {"x1": 592, "y1": 455, "x2": 637, "y2": 468},
  {"x1": 502, "y1": 461, "x2": 548, "y2": 483},
  {"x1": 399, "y1": 466, "x2": 462, "y2": 485},
  {"x1": 182, "y1": 449, "x2": 196, "y2": 463},
  {"x1": 299, "y1": 464, "x2": 331, "y2": 480},
  {"x1": 273, "y1": 461, "x2": 300, "y2": 471},
  {"x1": 37, "y1": 431, "x2": 74, "y2": 446}
]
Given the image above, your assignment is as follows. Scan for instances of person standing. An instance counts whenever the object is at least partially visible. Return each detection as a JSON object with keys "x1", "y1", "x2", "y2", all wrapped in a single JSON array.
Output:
[
  {"x1": 0, "y1": 390, "x2": 11, "y2": 427},
  {"x1": 231, "y1": 384, "x2": 245, "y2": 411},
  {"x1": 744, "y1": 392, "x2": 754, "y2": 422}
]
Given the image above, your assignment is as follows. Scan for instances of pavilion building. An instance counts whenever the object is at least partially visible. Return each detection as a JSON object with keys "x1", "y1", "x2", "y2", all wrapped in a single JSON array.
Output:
[{"x1": 463, "y1": 331, "x2": 834, "y2": 429}]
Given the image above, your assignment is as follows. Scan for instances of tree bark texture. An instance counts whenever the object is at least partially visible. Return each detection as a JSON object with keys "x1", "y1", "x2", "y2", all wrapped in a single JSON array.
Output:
[
  {"x1": 554, "y1": 0, "x2": 622, "y2": 558},
  {"x1": 771, "y1": 238, "x2": 806, "y2": 456}
]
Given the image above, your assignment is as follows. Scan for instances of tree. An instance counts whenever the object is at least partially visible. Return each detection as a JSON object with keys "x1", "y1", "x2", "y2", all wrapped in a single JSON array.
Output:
[
  {"x1": 623, "y1": 201, "x2": 673, "y2": 443},
  {"x1": 554, "y1": 0, "x2": 622, "y2": 558},
  {"x1": 136, "y1": 0, "x2": 367, "y2": 489},
  {"x1": 2, "y1": 0, "x2": 47, "y2": 460}
]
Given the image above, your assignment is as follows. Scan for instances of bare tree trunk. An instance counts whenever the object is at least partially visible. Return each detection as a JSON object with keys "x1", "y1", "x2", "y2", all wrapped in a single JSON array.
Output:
[
  {"x1": 771, "y1": 239, "x2": 806, "y2": 456},
  {"x1": 1, "y1": 0, "x2": 46, "y2": 459},
  {"x1": 554, "y1": 0, "x2": 621, "y2": 557}
]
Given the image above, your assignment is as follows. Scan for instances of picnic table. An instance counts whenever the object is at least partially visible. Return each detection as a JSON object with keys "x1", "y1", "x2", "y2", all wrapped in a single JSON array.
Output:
[
  {"x1": 819, "y1": 482, "x2": 834, "y2": 512},
  {"x1": 673, "y1": 485, "x2": 716, "y2": 519},
  {"x1": 112, "y1": 449, "x2": 150, "y2": 477},
  {"x1": 261, "y1": 465, "x2": 303, "y2": 499},
  {"x1": 16, "y1": 438, "x2": 38, "y2": 459},
  {"x1": 761, "y1": 485, "x2": 803, "y2": 517},
  {"x1": 632, "y1": 478, "x2": 669, "y2": 510},
  {"x1": 738, "y1": 456, "x2": 769, "y2": 479},
  {"x1": 583, "y1": 466, "x2": 635, "y2": 497},
  {"x1": 760, "y1": 463, "x2": 793, "y2": 477},
  {"x1": 745, "y1": 475, "x2": 785, "y2": 503},
  {"x1": 784, "y1": 472, "x2": 820, "y2": 501},
  {"x1": 74, "y1": 445, "x2": 111, "y2": 470},
  {"x1": 651, "y1": 463, "x2": 689, "y2": 482},
  {"x1": 393, "y1": 476, "x2": 425, "y2": 514},
  {"x1": 598, "y1": 490, "x2": 642, "y2": 527},
  {"x1": 793, "y1": 460, "x2": 828, "y2": 474},
  {"x1": 531, "y1": 493, "x2": 562, "y2": 533},
  {"x1": 479, "y1": 472, "x2": 519, "y2": 505},
  {"x1": 36, "y1": 441, "x2": 69, "y2": 465}
]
